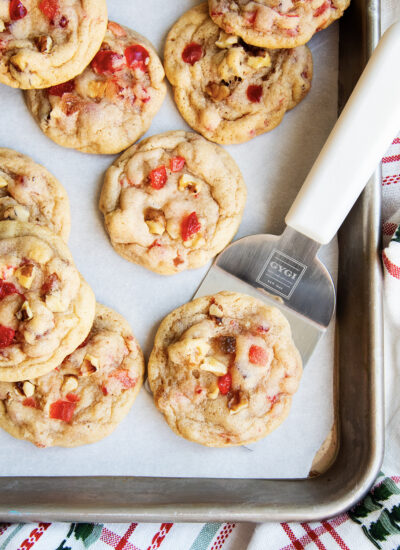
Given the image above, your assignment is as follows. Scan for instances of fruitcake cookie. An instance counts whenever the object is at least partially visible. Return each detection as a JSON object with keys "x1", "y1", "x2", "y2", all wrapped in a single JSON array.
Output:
[
  {"x1": 0, "y1": 303, "x2": 144, "y2": 447},
  {"x1": 0, "y1": 221, "x2": 95, "y2": 382},
  {"x1": 0, "y1": 0, "x2": 107, "y2": 89},
  {"x1": 25, "y1": 21, "x2": 167, "y2": 154},
  {"x1": 164, "y1": 4, "x2": 312, "y2": 144},
  {"x1": 0, "y1": 148, "x2": 70, "y2": 241},
  {"x1": 99, "y1": 131, "x2": 246, "y2": 274},
  {"x1": 209, "y1": 0, "x2": 351, "y2": 49},
  {"x1": 148, "y1": 291, "x2": 302, "y2": 447}
]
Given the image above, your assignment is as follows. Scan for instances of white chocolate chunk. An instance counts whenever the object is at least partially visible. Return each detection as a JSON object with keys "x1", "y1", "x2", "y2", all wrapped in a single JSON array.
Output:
[
  {"x1": 178, "y1": 174, "x2": 202, "y2": 193},
  {"x1": 229, "y1": 397, "x2": 249, "y2": 415},
  {"x1": 200, "y1": 357, "x2": 228, "y2": 376},
  {"x1": 146, "y1": 220, "x2": 165, "y2": 235},
  {"x1": 62, "y1": 375, "x2": 78, "y2": 393},
  {"x1": 80, "y1": 354, "x2": 99, "y2": 375},
  {"x1": 208, "y1": 384, "x2": 220, "y2": 400},
  {"x1": 28, "y1": 243, "x2": 52, "y2": 264},
  {"x1": 216, "y1": 31, "x2": 238, "y2": 49},
  {"x1": 3, "y1": 204, "x2": 30, "y2": 222},
  {"x1": 168, "y1": 338, "x2": 211, "y2": 366},
  {"x1": 209, "y1": 303, "x2": 223, "y2": 317},
  {"x1": 18, "y1": 300, "x2": 33, "y2": 321}
]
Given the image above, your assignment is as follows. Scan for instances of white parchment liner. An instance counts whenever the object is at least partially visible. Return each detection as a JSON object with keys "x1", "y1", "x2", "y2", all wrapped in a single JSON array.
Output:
[{"x1": 0, "y1": 0, "x2": 338, "y2": 478}]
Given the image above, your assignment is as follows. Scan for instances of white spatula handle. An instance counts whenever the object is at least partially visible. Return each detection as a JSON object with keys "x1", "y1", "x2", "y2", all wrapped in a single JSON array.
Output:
[{"x1": 285, "y1": 21, "x2": 400, "y2": 245}]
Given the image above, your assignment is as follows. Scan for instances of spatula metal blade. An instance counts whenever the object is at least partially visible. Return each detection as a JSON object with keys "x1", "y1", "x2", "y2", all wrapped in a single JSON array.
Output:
[{"x1": 194, "y1": 227, "x2": 335, "y2": 365}]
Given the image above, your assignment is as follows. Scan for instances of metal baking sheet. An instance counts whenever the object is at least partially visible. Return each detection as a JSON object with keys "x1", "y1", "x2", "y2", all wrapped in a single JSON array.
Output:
[{"x1": 0, "y1": 0, "x2": 383, "y2": 521}]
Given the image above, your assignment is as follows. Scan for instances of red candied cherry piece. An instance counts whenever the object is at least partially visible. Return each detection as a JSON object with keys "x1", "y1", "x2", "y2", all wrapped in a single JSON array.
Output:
[
  {"x1": 49, "y1": 400, "x2": 76, "y2": 422},
  {"x1": 149, "y1": 165, "x2": 167, "y2": 189},
  {"x1": 181, "y1": 212, "x2": 201, "y2": 241},
  {"x1": 66, "y1": 393, "x2": 80, "y2": 403},
  {"x1": 91, "y1": 50, "x2": 124, "y2": 75},
  {"x1": 246, "y1": 11, "x2": 257, "y2": 25},
  {"x1": 101, "y1": 384, "x2": 108, "y2": 396},
  {"x1": 0, "y1": 280, "x2": 21, "y2": 300},
  {"x1": 125, "y1": 45, "x2": 150, "y2": 71},
  {"x1": 0, "y1": 326, "x2": 15, "y2": 348},
  {"x1": 9, "y1": 0, "x2": 27, "y2": 21},
  {"x1": 38, "y1": 0, "x2": 58, "y2": 20},
  {"x1": 110, "y1": 369, "x2": 136, "y2": 389},
  {"x1": 249, "y1": 344, "x2": 268, "y2": 365},
  {"x1": 314, "y1": 1, "x2": 331, "y2": 17},
  {"x1": 170, "y1": 156, "x2": 185, "y2": 172},
  {"x1": 23, "y1": 397, "x2": 38, "y2": 408},
  {"x1": 47, "y1": 80, "x2": 75, "y2": 97},
  {"x1": 218, "y1": 372, "x2": 232, "y2": 395},
  {"x1": 182, "y1": 43, "x2": 203, "y2": 65},
  {"x1": 247, "y1": 85, "x2": 263, "y2": 103},
  {"x1": 256, "y1": 325, "x2": 270, "y2": 334}
]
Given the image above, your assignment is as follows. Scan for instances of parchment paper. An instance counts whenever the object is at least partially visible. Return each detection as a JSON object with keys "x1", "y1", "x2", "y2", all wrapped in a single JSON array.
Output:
[{"x1": 0, "y1": 0, "x2": 338, "y2": 478}]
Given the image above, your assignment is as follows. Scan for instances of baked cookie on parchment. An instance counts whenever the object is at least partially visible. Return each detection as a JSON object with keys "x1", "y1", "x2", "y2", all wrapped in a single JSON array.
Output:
[
  {"x1": 148, "y1": 291, "x2": 302, "y2": 447},
  {"x1": 209, "y1": 0, "x2": 350, "y2": 49},
  {"x1": 0, "y1": 0, "x2": 107, "y2": 89},
  {"x1": 164, "y1": 4, "x2": 312, "y2": 144},
  {"x1": 25, "y1": 21, "x2": 167, "y2": 154},
  {"x1": 99, "y1": 131, "x2": 246, "y2": 274},
  {"x1": 0, "y1": 148, "x2": 70, "y2": 241},
  {"x1": 0, "y1": 303, "x2": 144, "y2": 447},
  {"x1": 0, "y1": 221, "x2": 95, "y2": 382}
]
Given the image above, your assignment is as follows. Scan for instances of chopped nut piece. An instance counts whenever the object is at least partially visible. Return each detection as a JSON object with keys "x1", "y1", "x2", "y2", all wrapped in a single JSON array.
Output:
[
  {"x1": 0, "y1": 20, "x2": 5, "y2": 33},
  {"x1": 205, "y1": 82, "x2": 230, "y2": 102},
  {"x1": 3, "y1": 204, "x2": 30, "y2": 222},
  {"x1": 207, "y1": 384, "x2": 220, "y2": 400},
  {"x1": 62, "y1": 375, "x2": 78, "y2": 393},
  {"x1": 87, "y1": 80, "x2": 108, "y2": 99},
  {"x1": 200, "y1": 357, "x2": 228, "y2": 376},
  {"x1": 0, "y1": 173, "x2": 9, "y2": 188},
  {"x1": 22, "y1": 381, "x2": 35, "y2": 397},
  {"x1": 229, "y1": 396, "x2": 249, "y2": 415},
  {"x1": 35, "y1": 35, "x2": 53, "y2": 53},
  {"x1": 209, "y1": 303, "x2": 223, "y2": 318},
  {"x1": 11, "y1": 53, "x2": 28, "y2": 71},
  {"x1": 15, "y1": 264, "x2": 34, "y2": 289},
  {"x1": 17, "y1": 300, "x2": 33, "y2": 321},
  {"x1": 218, "y1": 48, "x2": 245, "y2": 80},
  {"x1": 178, "y1": 174, "x2": 202, "y2": 193},
  {"x1": 146, "y1": 220, "x2": 165, "y2": 235},
  {"x1": 80, "y1": 354, "x2": 99, "y2": 376},
  {"x1": 183, "y1": 233, "x2": 205, "y2": 249},
  {"x1": 247, "y1": 54, "x2": 271, "y2": 69},
  {"x1": 215, "y1": 31, "x2": 238, "y2": 49},
  {"x1": 166, "y1": 219, "x2": 180, "y2": 239},
  {"x1": 28, "y1": 244, "x2": 52, "y2": 264}
]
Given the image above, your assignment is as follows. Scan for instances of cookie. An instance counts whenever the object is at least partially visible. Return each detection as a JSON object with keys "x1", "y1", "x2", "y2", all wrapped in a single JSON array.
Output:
[
  {"x1": 148, "y1": 291, "x2": 302, "y2": 447},
  {"x1": 25, "y1": 21, "x2": 167, "y2": 154},
  {"x1": 0, "y1": 0, "x2": 107, "y2": 89},
  {"x1": 209, "y1": 0, "x2": 350, "y2": 49},
  {"x1": 0, "y1": 303, "x2": 144, "y2": 447},
  {"x1": 99, "y1": 131, "x2": 246, "y2": 274},
  {"x1": 0, "y1": 148, "x2": 70, "y2": 241},
  {"x1": 164, "y1": 4, "x2": 312, "y2": 144},
  {"x1": 0, "y1": 221, "x2": 95, "y2": 382}
]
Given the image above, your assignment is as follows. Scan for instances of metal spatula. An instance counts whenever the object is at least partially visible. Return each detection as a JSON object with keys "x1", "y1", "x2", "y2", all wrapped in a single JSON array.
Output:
[{"x1": 195, "y1": 21, "x2": 400, "y2": 364}]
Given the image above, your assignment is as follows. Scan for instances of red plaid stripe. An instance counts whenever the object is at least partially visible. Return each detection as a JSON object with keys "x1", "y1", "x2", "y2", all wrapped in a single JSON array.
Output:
[
  {"x1": 210, "y1": 523, "x2": 236, "y2": 550},
  {"x1": 0, "y1": 524, "x2": 10, "y2": 537},
  {"x1": 17, "y1": 523, "x2": 51, "y2": 550},
  {"x1": 382, "y1": 173, "x2": 400, "y2": 186},
  {"x1": 280, "y1": 514, "x2": 349, "y2": 550},
  {"x1": 392, "y1": 137, "x2": 400, "y2": 145},
  {"x1": 383, "y1": 222, "x2": 398, "y2": 235},
  {"x1": 383, "y1": 250, "x2": 400, "y2": 279},
  {"x1": 101, "y1": 526, "x2": 140, "y2": 550},
  {"x1": 146, "y1": 523, "x2": 173, "y2": 550},
  {"x1": 382, "y1": 154, "x2": 400, "y2": 164}
]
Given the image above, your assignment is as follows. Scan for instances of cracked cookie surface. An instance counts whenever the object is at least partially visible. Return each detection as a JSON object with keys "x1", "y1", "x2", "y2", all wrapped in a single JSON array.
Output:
[
  {"x1": 0, "y1": 148, "x2": 70, "y2": 241},
  {"x1": 164, "y1": 3, "x2": 312, "y2": 144},
  {"x1": 0, "y1": 221, "x2": 95, "y2": 382},
  {"x1": 25, "y1": 21, "x2": 167, "y2": 154},
  {"x1": 99, "y1": 131, "x2": 246, "y2": 275},
  {"x1": 0, "y1": 303, "x2": 144, "y2": 447},
  {"x1": 148, "y1": 291, "x2": 302, "y2": 447},
  {"x1": 0, "y1": 0, "x2": 107, "y2": 89},
  {"x1": 209, "y1": 0, "x2": 350, "y2": 49}
]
